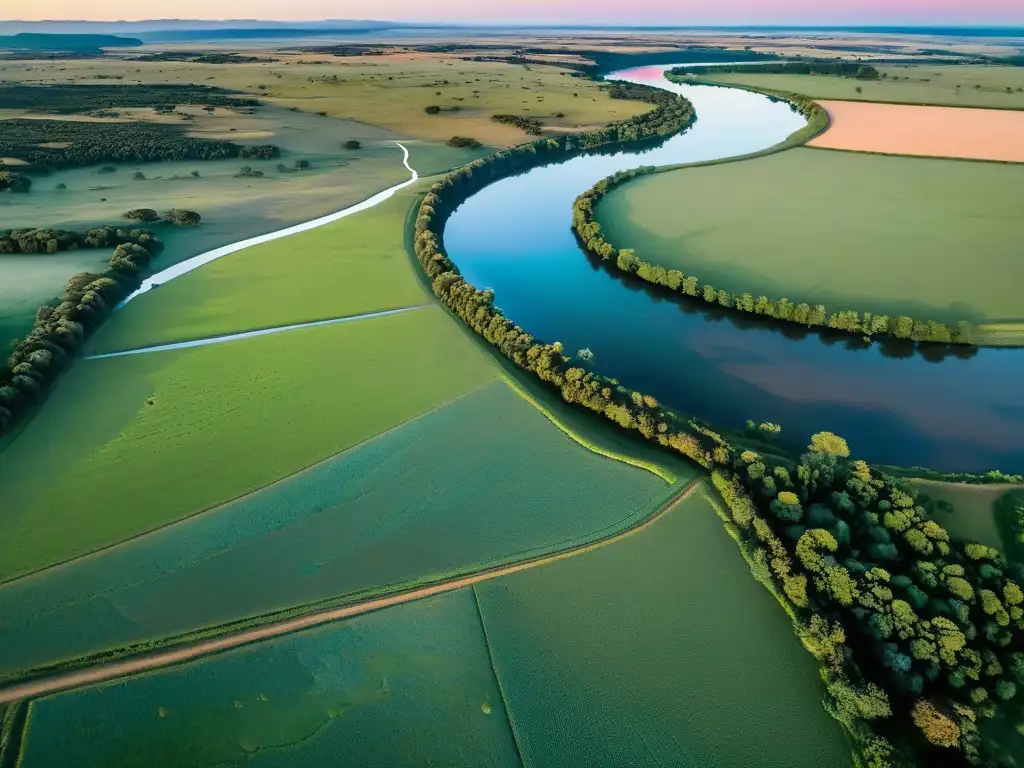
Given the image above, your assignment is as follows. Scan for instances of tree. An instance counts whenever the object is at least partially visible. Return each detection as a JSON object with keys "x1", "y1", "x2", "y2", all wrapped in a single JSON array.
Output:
[
  {"x1": 809, "y1": 432, "x2": 850, "y2": 457},
  {"x1": 911, "y1": 700, "x2": 960, "y2": 748},
  {"x1": 165, "y1": 209, "x2": 201, "y2": 227},
  {"x1": 576, "y1": 348, "x2": 594, "y2": 362},
  {"x1": 343, "y1": 139, "x2": 361, "y2": 150},
  {"x1": 425, "y1": 105, "x2": 441, "y2": 114}
]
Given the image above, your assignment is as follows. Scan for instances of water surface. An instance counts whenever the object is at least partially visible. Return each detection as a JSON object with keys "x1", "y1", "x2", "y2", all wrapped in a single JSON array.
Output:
[{"x1": 444, "y1": 65, "x2": 1024, "y2": 472}]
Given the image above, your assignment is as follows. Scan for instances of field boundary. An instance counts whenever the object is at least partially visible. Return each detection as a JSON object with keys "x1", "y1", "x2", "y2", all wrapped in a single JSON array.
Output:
[
  {"x1": 804, "y1": 143, "x2": 1024, "y2": 166},
  {"x1": 84, "y1": 304, "x2": 432, "y2": 359},
  {"x1": 472, "y1": 585, "x2": 526, "y2": 768},
  {"x1": 500, "y1": 375, "x2": 675, "y2": 484},
  {"x1": 0, "y1": 479, "x2": 705, "y2": 704}
]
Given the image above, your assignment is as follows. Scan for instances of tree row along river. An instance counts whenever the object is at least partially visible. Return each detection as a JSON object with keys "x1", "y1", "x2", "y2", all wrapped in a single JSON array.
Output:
[{"x1": 442, "y1": 64, "x2": 1024, "y2": 474}]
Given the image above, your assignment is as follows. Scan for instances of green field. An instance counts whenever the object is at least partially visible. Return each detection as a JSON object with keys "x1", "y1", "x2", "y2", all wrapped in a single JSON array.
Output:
[
  {"x1": 88, "y1": 186, "x2": 430, "y2": 353},
  {"x1": 16, "y1": 589, "x2": 520, "y2": 768},
  {"x1": 475, "y1": 486, "x2": 851, "y2": 767},
  {"x1": 0, "y1": 308, "x2": 498, "y2": 582},
  {"x1": 596, "y1": 147, "x2": 1024, "y2": 323},
  {"x1": 692, "y1": 65, "x2": 1024, "y2": 109},
  {"x1": 0, "y1": 379, "x2": 692, "y2": 678},
  {"x1": 913, "y1": 480, "x2": 1020, "y2": 552}
]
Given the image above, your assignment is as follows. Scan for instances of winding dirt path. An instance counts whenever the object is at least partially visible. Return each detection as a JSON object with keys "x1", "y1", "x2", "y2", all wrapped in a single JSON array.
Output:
[{"x1": 0, "y1": 479, "x2": 705, "y2": 704}]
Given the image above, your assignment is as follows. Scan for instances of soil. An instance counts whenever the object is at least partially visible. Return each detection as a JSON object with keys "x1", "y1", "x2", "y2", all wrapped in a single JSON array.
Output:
[{"x1": 810, "y1": 100, "x2": 1024, "y2": 162}]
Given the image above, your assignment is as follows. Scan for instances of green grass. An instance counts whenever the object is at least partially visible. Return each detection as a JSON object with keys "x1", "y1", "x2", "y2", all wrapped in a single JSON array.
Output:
[
  {"x1": 88, "y1": 187, "x2": 430, "y2": 353},
  {"x1": 913, "y1": 480, "x2": 1018, "y2": 552},
  {"x1": 475, "y1": 485, "x2": 852, "y2": 768},
  {"x1": 15, "y1": 589, "x2": 520, "y2": 768},
  {"x1": 692, "y1": 65, "x2": 1024, "y2": 109},
  {"x1": 596, "y1": 147, "x2": 1024, "y2": 323},
  {"x1": 0, "y1": 379, "x2": 691, "y2": 679},
  {"x1": 0, "y1": 308, "x2": 497, "y2": 582}
]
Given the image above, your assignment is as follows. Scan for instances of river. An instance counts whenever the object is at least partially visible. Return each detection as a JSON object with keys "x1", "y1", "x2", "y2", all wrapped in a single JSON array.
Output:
[{"x1": 442, "y1": 65, "x2": 1024, "y2": 473}]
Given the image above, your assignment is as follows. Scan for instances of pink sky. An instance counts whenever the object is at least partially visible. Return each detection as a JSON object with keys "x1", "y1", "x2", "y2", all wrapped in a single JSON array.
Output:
[{"x1": 5, "y1": 0, "x2": 1023, "y2": 25}]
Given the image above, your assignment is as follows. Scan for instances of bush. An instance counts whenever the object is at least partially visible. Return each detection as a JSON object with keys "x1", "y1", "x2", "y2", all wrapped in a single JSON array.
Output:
[
  {"x1": 424, "y1": 105, "x2": 441, "y2": 115},
  {"x1": 343, "y1": 139, "x2": 361, "y2": 150},
  {"x1": 446, "y1": 136, "x2": 482, "y2": 149},
  {"x1": 0, "y1": 171, "x2": 31, "y2": 193},
  {"x1": 164, "y1": 209, "x2": 201, "y2": 227},
  {"x1": 123, "y1": 209, "x2": 160, "y2": 222}
]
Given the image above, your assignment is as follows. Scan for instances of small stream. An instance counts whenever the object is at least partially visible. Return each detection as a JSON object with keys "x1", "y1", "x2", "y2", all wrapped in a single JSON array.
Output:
[{"x1": 442, "y1": 65, "x2": 1024, "y2": 472}]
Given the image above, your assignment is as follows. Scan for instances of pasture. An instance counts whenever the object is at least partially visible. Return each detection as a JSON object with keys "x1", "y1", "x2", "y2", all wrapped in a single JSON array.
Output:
[
  {"x1": 475, "y1": 486, "x2": 851, "y2": 767},
  {"x1": 0, "y1": 308, "x2": 497, "y2": 582},
  {"x1": 0, "y1": 53, "x2": 647, "y2": 146},
  {"x1": 88, "y1": 185, "x2": 429, "y2": 353},
  {"x1": 810, "y1": 101, "x2": 1024, "y2": 162},
  {"x1": 15, "y1": 590, "x2": 520, "y2": 768},
  {"x1": 0, "y1": 379, "x2": 688, "y2": 678},
  {"x1": 693, "y1": 65, "x2": 1024, "y2": 109},
  {"x1": 596, "y1": 147, "x2": 1024, "y2": 323},
  {"x1": 914, "y1": 480, "x2": 1020, "y2": 553}
]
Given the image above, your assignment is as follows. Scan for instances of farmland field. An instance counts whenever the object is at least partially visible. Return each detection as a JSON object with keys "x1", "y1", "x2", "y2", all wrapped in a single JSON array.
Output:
[
  {"x1": 0, "y1": 307, "x2": 497, "y2": 582},
  {"x1": 595, "y1": 147, "x2": 1024, "y2": 323},
  {"x1": 15, "y1": 589, "x2": 520, "y2": 768},
  {"x1": 915, "y1": 481, "x2": 1024, "y2": 553},
  {"x1": 810, "y1": 101, "x2": 1024, "y2": 161},
  {"x1": 475, "y1": 485, "x2": 851, "y2": 767},
  {"x1": 0, "y1": 379, "x2": 691, "y2": 678},
  {"x1": 88, "y1": 185, "x2": 430, "y2": 353},
  {"x1": 690, "y1": 65, "x2": 1024, "y2": 109}
]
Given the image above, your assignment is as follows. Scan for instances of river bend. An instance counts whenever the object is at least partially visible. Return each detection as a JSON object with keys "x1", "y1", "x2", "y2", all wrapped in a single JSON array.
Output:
[{"x1": 442, "y1": 65, "x2": 1024, "y2": 472}]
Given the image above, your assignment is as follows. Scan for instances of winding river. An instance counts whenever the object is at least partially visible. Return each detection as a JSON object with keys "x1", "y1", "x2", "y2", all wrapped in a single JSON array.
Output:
[{"x1": 444, "y1": 65, "x2": 1024, "y2": 473}]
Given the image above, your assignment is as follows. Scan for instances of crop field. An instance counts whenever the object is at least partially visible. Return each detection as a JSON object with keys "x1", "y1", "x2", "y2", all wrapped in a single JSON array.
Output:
[
  {"x1": 0, "y1": 53, "x2": 647, "y2": 146},
  {"x1": 915, "y1": 480, "x2": 1024, "y2": 552},
  {"x1": 810, "y1": 101, "x2": 1024, "y2": 162},
  {"x1": 475, "y1": 486, "x2": 851, "y2": 767},
  {"x1": 15, "y1": 589, "x2": 520, "y2": 768},
  {"x1": 0, "y1": 308, "x2": 498, "y2": 582},
  {"x1": 693, "y1": 65, "x2": 1024, "y2": 109},
  {"x1": 0, "y1": 379, "x2": 690, "y2": 678},
  {"x1": 88, "y1": 185, "x2": 429, "y2": 353},
  {"x1": 596, "y1": 147, "x2": 1024, "y2": 323}
]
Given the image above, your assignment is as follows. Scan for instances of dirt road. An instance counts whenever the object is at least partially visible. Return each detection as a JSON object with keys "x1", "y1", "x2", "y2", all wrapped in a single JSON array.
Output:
[{"x1": 0, "y1": 479, "x2": 704, "y2": 704}]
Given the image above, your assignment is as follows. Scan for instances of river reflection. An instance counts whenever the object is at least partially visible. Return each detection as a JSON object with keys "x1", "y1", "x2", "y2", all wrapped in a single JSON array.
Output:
[{"x1": 443, "y1": 64, "x2": 1024, "y2": 472}]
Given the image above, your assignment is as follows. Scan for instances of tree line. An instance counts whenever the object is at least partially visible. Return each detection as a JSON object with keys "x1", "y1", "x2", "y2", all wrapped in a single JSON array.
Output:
[
  {"x1": 0, "y1": 83, "x2": 262, "y2": 114},
  {"x1": 0, "y1": 170, "x2": 31, "y2": 193},
  {"x1": 670, "y1": 60, "x2": 882, "y2": 80},
  {"x1": 412, "y1": 83, "x2": 1024, "y2": 766},
  {"x1": 572, "y1": 166, "x2": 975, "y2": 346},
  {"x1": 0, "y1": 231, "x2": 163, "y2": 435},
  {"x1": 0, "y1": 120, "x2": 281, "y2": 170},
  {"x1": 491, "y1": 114, "x2": 544, "y2": 135}
]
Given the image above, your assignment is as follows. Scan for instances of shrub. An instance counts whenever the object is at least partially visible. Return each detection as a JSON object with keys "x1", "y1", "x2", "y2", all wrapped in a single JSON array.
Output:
[
  {"x1": 446, "y1": 136, "x2": 482, "y2": 149},
  {"x1": 164, "y1": 209, "x2": 201, "y2": 227},
  {"x1": 123, "y1": 209, "x2": 160, "y2": 223},
  {"x1": 343, "y1": 139, "x2": 361, "y2": 150},
  {"x1": 424, "y1": 105, "x2": 441, "y2": 114}
]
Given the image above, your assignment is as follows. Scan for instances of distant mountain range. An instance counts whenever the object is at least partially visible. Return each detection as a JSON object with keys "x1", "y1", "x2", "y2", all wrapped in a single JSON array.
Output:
[
  {"x1": 0, "y1": 19, "x2": 428, "y2": 34},
  {"x1": 0, "y1": 32, "x2": 143, "y2": 50}
]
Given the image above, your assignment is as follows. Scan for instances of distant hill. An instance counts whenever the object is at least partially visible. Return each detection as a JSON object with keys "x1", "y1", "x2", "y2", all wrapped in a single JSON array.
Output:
[
  {"x1": 0, "y1": 19, "x2": 423, "y2": 35},
  {"x1": 0, "y1": 33, "x2": 143, "y2": 50}
]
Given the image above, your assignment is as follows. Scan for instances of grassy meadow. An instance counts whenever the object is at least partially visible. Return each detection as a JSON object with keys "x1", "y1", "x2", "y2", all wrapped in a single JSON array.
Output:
[
  {"x1": 0, "y1": 53, "x2": 647, "y2": 146},
  {"x1": 15, "y1": 589, "x2": 520, "y2": 768},
  {"x1": 89, "y1": 186, "x2": 429, "y2": 353},
  {"x1": 0, "y1": 308, "x2": 498, "y2": 582},
  {"x1": 0, "y1": 380, "x2": 691, "y2": 678},
  {"x1": 475, "y1": 486, "x2": 852, "y2": 767},
  {"x1": 596, "y1": 147, "x2": 1024, "y2": 323},
  {"x1": 915, "y1": 481, "x2": 1024, "y2": 554},
  {"x1": 689, "y1": 65, "x2": 1024, "y2": 109}
]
